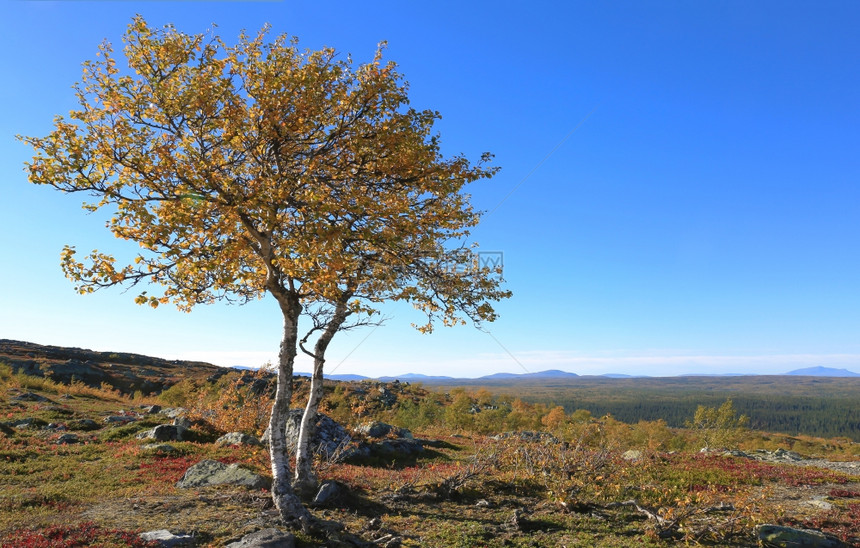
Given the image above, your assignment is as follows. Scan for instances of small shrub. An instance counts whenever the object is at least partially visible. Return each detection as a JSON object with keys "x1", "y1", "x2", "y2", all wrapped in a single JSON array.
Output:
[
  {"x1": 157, "y1": 379, "x2": 199, "y2": 408},
  {"x1": 2, "y1": 522, "x2": 158, "y2": 548},
  {"x1": 686, "y1": 399, "x2": 749, "y2": 451},
  {"x1": 187, "y1": 367, "x2": 273, "y2": 437}
]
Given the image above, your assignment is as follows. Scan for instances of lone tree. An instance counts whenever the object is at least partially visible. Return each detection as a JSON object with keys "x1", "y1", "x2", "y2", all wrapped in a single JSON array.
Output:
[
  {"x1": 686, "y1": 399, "x2": 749, "y2": 451},
  {"x1": 20, "y1": 17, "x2": 510, "y2": 526}
]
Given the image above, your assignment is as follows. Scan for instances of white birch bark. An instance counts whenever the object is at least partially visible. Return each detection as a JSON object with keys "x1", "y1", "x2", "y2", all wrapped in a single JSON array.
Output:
[
  {"x1": 293, "y1": 299, "x2": 350, "y2": 495},
  {"x1": 268, "y1": 296, "x2": 312, "y2": 528}
]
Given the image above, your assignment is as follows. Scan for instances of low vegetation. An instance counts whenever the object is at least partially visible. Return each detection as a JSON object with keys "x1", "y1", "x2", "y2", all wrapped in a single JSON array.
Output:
[{"x1": 0, "y1": 358, "x2": 859, "y2": 547}]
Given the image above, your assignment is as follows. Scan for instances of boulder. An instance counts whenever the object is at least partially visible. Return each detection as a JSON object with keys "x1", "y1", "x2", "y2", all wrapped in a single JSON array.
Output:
[
  {"x1": 176, "y1": 459, "x2": 270, "y2": 490},
  {"x1": 312, "y1": 480, "x2": 342, "y2": 506},
  {"x1": 9, "y1": 418, "x2": 46, "y2": 429},
  {"x1": 225, "y1": 528, "x2": 294, "y2": 548},
  {"x1": 173, "y1": 417, "x2": 193, "y2": 429},
  {"x1": 13, "y1": 392, "x2": 51, "y2": 402},
  {"x1": 104, "y1": 415, "x2": 137, "y2": 423},
  {"x1": 757, "y1": 524, "x2": 845, "y2": 548},
  {"x1": 216, "y1": 432, "x2": 262, "y2": 447},
  {"x1": 160, "y1": 407, "x2": 187, "y2": 418},
  {"x1": 141, "y1": 405, "x2": 162, "y2": 415},
  {"x1": 139, "y1": 529, "x2": 196, "y2": 547},
  {"x1": 371, "y1": 438, "x2": 424, "y2": 457},
  {"x1": 137, "y1": 424, "x2": 189, "y2": 442},
  {"x1": 68, "y1": 418, "x2": 100, "y2": 431},
  {"x1": 265, "y1": 410, "x2": 354, "y2": 461},
  {"x1": 355, "y1": 421, "x2": 412, "y2": 440},
  {"x1": 56, "y1": 433, "x2": 79, "y2": 444}
]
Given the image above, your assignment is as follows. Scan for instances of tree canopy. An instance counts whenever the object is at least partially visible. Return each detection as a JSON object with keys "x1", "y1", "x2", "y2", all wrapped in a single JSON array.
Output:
[{"x1": 22, "y1": 16, "x2": 508, "y2": 332}]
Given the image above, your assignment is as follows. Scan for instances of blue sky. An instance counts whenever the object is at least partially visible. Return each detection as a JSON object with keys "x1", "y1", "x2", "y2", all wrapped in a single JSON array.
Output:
[{"x1": 2, "y1": 1, "x2": 859, "y2": 377}]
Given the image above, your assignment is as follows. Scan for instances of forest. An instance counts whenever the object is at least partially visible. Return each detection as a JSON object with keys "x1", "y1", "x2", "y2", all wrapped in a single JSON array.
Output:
[{"x1": 418, "y1": 375, "x2": 860, "y2": 442}]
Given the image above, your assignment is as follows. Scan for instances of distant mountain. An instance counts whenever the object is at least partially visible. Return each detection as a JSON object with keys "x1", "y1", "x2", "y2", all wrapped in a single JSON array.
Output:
[
  {"x1": 328, "y1": 373, "x2": 370, "y2": 382},
  {"x1": 680, "y1": 373, "x2": 752, "y2": 377},
  {"x1": 785, "y1": 366, "x2": 860, "y2": 377},
  {"x1": 377, "y1": 373, "x2": 456, "y2": 382},
  {"x1": 479, "y1": 369, "x2": 579, "y2": 380}
]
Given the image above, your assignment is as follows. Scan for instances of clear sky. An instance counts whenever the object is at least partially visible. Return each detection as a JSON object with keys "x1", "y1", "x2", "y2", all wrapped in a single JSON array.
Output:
[{"x1": 2, "y1": 1, "x2": 859, "y2": 378}]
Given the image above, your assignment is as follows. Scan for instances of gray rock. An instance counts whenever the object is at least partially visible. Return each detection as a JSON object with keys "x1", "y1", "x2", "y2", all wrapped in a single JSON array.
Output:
[
  {"x1": 176, "y1": 459, "x2": 271, "y2": 490},
  {"x1": 355, "y1": 421, "x2": 392, "y2": 438},
  {"x1": 137, "y1": 424, "x2": 189, "y2": 442},
  {"x1": 142, "y1": 443, "x2": 178, "y2": 453},
  {"x1": 56, "y1": 433, "x2": 79, "y2": 444},
  {"x1": 372, "y1": 438, "x2": 424, "y2": 457},
  {"x1": 225, "y1": 528, "x2": 294, "y2": 548},
  {"x1": 312, "y1": 480, "x2": 341, "y2": 506},
  {"x1": 281, "y1": 410, "x2": 354, "y2": 461},
  {"x1": 9, "y1": 418, "x2": 44, "y2": 429},
  {"x1": 142, "y1": 405, "x2": 162, "y2": 415},
  {"x1": 355, "y1": 421, "x2": 412, "y2": 440},
  {"x1": 104, "y1": 415, "x2": 137, "y2": 423},
  {"x1": 160, "y1": 407, "x2": 187, "y2": 418},
  {"x1": 622, "y1": 450, "x2": 643, "y2": 462},
  {"x1": 13, "y1": 392, "x2": 51, "y2": 402},
  {"x1": 752, "y1": 449, "x2": 806, "y2": 463},
  {"x1": 804, "y1": 498, "x2": 834, "y2": 511},
  {"x1": 491, "y1": 431, "x2": 560, "y2": 444},
  {"x1": 772, "y1": 449, "x2": 804, "y2": 462},
  {"x1": 68, "y1": 418, "x2": 100, "y2": 431},
  {"x1": 216, "y1": 432, "x2": 262, "y2": 446},
  {"x1": 173, "y1": 417, "x2": 193, "y2": 429},
  {"x1": 139, "y1": 529, "x2": 196, "y2": 547},
  {"x1": 757, "y1": 524, "x2": 845, "y2": 547}
]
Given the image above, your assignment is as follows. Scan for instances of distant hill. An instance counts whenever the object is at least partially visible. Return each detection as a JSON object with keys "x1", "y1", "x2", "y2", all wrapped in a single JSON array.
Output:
[
  {"x1": 479, "y1": 369, "x2": 579, "y2": 380},
  {"x1": 377, "y1": 373, "x2": 455, "y2": 382},
  {"x1": 785, "y1": 366, "x2": 860, "y2": 377},
  {"x1": 328, "y1": 373, "x2": 371, "y2": 382}
]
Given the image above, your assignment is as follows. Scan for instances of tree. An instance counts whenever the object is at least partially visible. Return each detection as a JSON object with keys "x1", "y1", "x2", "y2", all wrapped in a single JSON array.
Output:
[
  {"x1": 686, "y1": 398, "x2": 749, "y2": 450},
  {"x1": 541, "y1": 405, "x2": 567, "y2": 433},
  {"x1": 20, "y1": 17, "x2": 510, "y2": 527}
]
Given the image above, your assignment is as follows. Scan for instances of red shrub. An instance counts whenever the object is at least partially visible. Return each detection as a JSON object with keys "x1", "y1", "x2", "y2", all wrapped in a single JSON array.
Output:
[{"x1": 1, "y1": 522, "x2": 158, "y2": 548}]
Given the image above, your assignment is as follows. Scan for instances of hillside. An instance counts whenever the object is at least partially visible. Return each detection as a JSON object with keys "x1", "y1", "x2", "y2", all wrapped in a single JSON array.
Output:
[
  {"x1": 0, "y1": 342, "x2": 859, "y2": 546},
  {"x1": 0, "y1": 339, "x2": 223, "y2": 394}
]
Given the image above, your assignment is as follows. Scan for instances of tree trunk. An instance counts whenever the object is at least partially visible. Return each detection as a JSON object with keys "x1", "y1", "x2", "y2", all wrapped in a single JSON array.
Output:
[
  {"x1": 268, "y1": 296, "x2": 312, "y2": 529},
  {"x1": 293, "y1": 299, "x2": 350, "y2": 496},
  {"x1": 293, "y1": 356, "x2": 324, "y2": 498}
]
